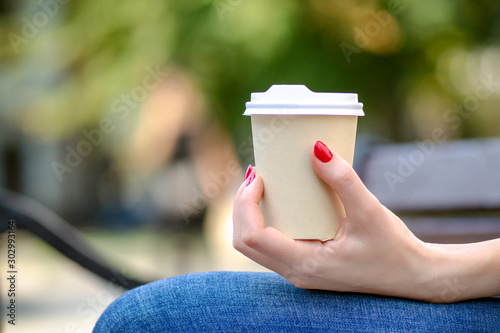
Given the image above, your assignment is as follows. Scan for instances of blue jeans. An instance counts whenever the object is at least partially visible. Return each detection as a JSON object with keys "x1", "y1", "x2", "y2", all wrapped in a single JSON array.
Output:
[{"x1": 93, "y1": 271, "x2": 500, "y2": 332}]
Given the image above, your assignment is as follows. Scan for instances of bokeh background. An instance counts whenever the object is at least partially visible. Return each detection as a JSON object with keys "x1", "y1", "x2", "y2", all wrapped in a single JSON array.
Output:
[{"x1": 1, "y1": 0, "x2": 500, "y2": 331}]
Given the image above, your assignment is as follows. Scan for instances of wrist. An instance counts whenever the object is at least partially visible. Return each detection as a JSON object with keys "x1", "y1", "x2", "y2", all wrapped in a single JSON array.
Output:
[{"x1": 417, "y1": 243, "x2": 466, "y2": 303}]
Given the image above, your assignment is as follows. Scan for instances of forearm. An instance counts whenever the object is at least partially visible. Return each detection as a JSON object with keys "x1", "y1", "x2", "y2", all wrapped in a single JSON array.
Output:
[{"x1": 422, "y1": 238, "x2": 500, "y2": 303}]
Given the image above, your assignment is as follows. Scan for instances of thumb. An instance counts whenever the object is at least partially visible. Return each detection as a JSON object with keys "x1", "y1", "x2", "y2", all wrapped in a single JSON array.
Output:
[{"x1": 311, "y1": 141, "x2": 380, "y2": 219}]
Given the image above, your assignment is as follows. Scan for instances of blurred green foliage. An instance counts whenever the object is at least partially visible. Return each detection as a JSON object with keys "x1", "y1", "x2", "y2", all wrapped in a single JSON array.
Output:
[{"x1": 1, "y1": 0, "x2": 500, "y2": 150}]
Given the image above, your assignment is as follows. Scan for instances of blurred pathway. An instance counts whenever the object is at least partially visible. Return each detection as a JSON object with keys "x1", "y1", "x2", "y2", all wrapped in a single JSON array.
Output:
[{"x1": 1, "y1": 228, "x2": 265, "y2": 333}]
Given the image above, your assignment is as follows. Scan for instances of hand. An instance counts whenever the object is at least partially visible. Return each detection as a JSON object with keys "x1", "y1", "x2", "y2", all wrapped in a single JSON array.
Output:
[{"x1": 233, "y1": 141, "x2": 500, "y2": 302}]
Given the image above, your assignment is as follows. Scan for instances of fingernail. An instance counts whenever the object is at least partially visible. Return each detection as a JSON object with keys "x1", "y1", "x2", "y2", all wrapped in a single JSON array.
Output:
[
  {"x1": 314, "y1": 141, "x2": 333, "y2": 163},
  {"x1": 246, "y1": 171, "x2": 255, "y2": 186},
  {"x1": 244, "y1": 164, "x2": 253, "y2": 180}
]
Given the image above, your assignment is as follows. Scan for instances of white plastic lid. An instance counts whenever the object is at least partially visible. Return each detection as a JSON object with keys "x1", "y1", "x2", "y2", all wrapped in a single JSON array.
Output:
[{"x1": 244, "y1": 85, "x2": 364, "y2": 116}]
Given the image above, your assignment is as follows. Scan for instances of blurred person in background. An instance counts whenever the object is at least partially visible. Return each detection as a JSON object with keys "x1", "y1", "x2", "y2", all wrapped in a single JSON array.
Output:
[{"x1": 101, "y1": 68, "x2": 259, "y2": 271}]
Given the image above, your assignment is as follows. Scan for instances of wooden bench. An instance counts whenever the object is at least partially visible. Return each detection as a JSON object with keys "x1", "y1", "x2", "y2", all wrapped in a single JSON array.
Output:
[{"x1": 358, "y1": 137, "x2": 500, "y2": 243}]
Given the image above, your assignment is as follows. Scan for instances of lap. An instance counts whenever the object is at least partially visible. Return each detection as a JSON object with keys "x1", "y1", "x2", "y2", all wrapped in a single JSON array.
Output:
[{"x1": 93, "y1": 271, "x2": 500, "y2": 332}]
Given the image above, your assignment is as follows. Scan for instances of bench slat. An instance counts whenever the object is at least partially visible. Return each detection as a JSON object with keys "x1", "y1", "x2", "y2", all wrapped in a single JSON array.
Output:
[{"x1": 362, "y1": 138, "x2": 500, "y2": 212}]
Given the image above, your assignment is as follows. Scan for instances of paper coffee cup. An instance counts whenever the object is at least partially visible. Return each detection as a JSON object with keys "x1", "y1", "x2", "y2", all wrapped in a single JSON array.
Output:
[{"x1": 244, "y1": 85, "x2": 364, "y2": 240}]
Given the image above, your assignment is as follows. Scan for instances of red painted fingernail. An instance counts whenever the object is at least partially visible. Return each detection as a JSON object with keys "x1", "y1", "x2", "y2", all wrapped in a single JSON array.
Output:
[
  {"x1": 314, "y1": 141, "x2": 333, "y2": 163},
  {"x1": 244, "y1": 164, "x2": 253, "y2": 180},
  {"x1": 246, "y1": 171, "x2": 255, "y2": 186}
]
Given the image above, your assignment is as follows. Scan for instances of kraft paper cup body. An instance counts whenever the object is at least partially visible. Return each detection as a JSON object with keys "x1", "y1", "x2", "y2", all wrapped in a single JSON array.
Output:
[{"x1": 244, "y1": 85, "x2": 364, "y2": 240}]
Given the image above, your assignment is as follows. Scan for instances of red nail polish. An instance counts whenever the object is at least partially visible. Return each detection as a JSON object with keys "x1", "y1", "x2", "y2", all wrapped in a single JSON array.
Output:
[
  {"x1": 244, "y1": 164, "x2": 253, "y2": 180},
  {"x1": 246, "y1": 171, "x2": 255, "y2": 186},
  {"x1": 314, "y1": 141, "x2": 333, "y2": 163}
]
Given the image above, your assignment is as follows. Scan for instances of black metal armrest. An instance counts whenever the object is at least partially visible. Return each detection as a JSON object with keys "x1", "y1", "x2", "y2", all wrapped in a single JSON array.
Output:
[{"x1": 0, "y1": 189, "x2": 148, "y2": 290}]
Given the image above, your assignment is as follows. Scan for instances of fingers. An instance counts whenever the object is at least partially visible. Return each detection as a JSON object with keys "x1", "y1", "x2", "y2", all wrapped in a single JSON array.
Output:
[
  {"x1": 232, "y1": 165, "x2": 255, "y2": 248},
  {"x1": 311, "y1": 141, "x2": 383, "y2": 220},
  {"x1": 236, "y1": 172, "x2": 298, "y2": 263},
  {"x1": 232, "y1": 169, "x2": 294, "y2": 273},
  {"x1": 247, "y1": 175, "x2": 297, "y2": 257}
]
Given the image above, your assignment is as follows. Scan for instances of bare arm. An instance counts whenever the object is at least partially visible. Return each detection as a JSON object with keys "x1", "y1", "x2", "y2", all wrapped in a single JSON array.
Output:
[{"x1": 422, "y1": 240, "x2": 500, "y2": 302}]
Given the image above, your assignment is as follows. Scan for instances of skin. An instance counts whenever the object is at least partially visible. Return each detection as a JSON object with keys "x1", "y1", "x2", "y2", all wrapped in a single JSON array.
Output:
[{"x1": 233, "y1": 144, "x2": 500, "y2": 303}]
